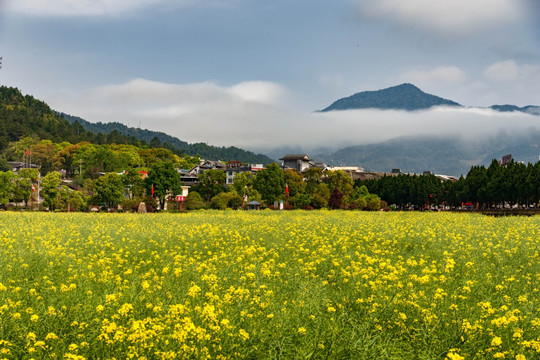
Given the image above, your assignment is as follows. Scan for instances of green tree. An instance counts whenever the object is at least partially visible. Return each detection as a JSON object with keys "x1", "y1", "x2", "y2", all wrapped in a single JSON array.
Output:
[
  {"x1": 253, "y1": 163, "x2": 285, "y2": 204},
  {"x1": 122, "y1": 169, "x2": 145, "y2": 200},
  {"x1": 0, "y1": 171, "x2": 16, "y2": 206},
  {"x1": 283, "y1": 169, "x2": 305, "y2": 197},
  {"x1": 232, "y1": 172, "x2": 254, "y2": 196},
  {"x1": 196, "y1": 169, "x2": 226, "y2": 204},
  {"x1": 67, "y1": 190, "x2": 87, "y2": 211},
  {"x1": 41, "y1": 171, "x2": 62, "y2": 211},
  {"x1": 145, "y1": 161, "x2": 182, "y2": 210},
  {"x1": 185, "y1": 191, "x2": 205, "y2": 210},
  {"x1": 210, "y1": 192, "x2": 236, "y2": 210},
  {"x1": 94, "y1": 173, "x2": 125, "y2": 208},
  {"x1": 228, "y1": 195, "x2": 244, "y2": 210},
  {"x1": 304, "y1": 167, "x2": 322, "y2": 195},
  {"x1": 0, "y1": 157, "x2": 10, "y2": 172},
  {"x1": 326, "y1": 170, "x2": 353, "y2": 201}
]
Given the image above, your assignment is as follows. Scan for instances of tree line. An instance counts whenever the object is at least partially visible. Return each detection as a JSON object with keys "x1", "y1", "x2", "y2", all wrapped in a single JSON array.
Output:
[
  {"x1": 357, "y1": 159, "x2": 540, "y2": 209},
  {"x1": 185, "y1": 164, "x2": 383, "y2": 211}
]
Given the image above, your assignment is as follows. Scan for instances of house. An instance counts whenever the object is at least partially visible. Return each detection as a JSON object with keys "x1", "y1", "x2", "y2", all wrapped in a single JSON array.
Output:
[
  {"x1": 280, "y1": 154, "x2": 313, "y2": 172},
  {"x1": 178, "y1": 169, "x2": 199, "y2": 186},
  {"x1": 225, "y1": 163, "x2": 264, "y2": 185},
  {"x1": 189, "y1": 160, "x2": 227, "y2": 176}
]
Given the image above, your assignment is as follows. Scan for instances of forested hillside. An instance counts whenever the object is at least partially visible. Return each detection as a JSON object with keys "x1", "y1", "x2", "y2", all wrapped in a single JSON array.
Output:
[
  {"x1": 0, "y1": 86, "x2": 149, "y2": 151},
  {"x1": 60, "y1": 113, "x2": 275, "y2": 164},
  {"x1": 0, "y1": 86, "x2": 274, "y2": 164}
]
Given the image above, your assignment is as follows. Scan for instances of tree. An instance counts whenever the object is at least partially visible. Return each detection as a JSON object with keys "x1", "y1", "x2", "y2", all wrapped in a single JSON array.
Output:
[
  {"x1": 304, "y1": 167, "x2": 322, "y2": 195},
  {"x1": 94, "y1": 173, "x2": 124, "y2": 208},
  {"x1": 41, "y1": 171, "x2": 62, "y2": 210},
  {"x1": 67, "y1": 190, "x2": 87, "y2": 211},
  {"x1": 326, "y1": 170, "x2": 353, "y2": 200},
  {"x1": 186, "y1": 191, "x2": 205, "y2": 210},
  {"x1": 122, "y1": 169, "x2": 145, "y2": 200},
  {"x1": 283, "y1": 169, "x2": 305, "y2": 197},
  {"x1": 328, "y1": 188, "x2": 344, "y2": 209},
  {"x1": 366, "y1": 194, "x2": 381, "y2": 211},
  {"x1": 253, "y1": 163, "x2": 284, "y2": 204},
  {"x1": 228, "y1": 195, "x2": 243, "y2": 210},
  {"x1": 0, "y1": 157, "x2": 10, "y2": 172},
  {"x1": 232, "y1": 171, "x2": 254, "y2": 196},
  {"x1": 196, "y1": 169, "x2": 226, "y2": 204},
  {"x1": 210, "y1": 192, "x2": 236, "y2": 210},
  {"x1": 145, "y1": 161, "x2": 182, "y2": 210},
  {"x1": 0, "y1": 171, "x2": 16, "y2": 207},
  {"x1": 311, "y1": 193, "x2": 327, "y2": 209}
]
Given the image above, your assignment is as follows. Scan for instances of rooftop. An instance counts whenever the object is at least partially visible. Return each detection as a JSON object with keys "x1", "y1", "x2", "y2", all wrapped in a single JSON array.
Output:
[{"x1": 279, "y1": 154, "x2": 312, "y2": 161}]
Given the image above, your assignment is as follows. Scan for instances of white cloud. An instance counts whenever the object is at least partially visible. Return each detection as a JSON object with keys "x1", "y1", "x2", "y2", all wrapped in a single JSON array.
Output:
[
  {"x1": 229, "y1": 81, "x2": 288, "y2": 105},
  {"x1": 483, "y1": 60, "x2": 540, "y2": 83},
  {"x1": 1, "y1": 0, "x2": 237, "y2": 17},
  {"x1": 355, "y1": 0, "x2": 524, "y2": 35},
  {"x1": 45, "y1": 78, "x2": 540, "y2": 154},
  {"x1": 481, "y1": 60, "x2": 540, "y2": 105},
  {"x1": 399, "y1": 66, "x2": 466, "y2": 86}
]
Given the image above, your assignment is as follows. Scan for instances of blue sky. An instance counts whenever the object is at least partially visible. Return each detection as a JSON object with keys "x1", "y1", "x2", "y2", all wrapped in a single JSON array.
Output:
[{"x1": 1, "y1": 0, "x2": 540, "y2": 153}]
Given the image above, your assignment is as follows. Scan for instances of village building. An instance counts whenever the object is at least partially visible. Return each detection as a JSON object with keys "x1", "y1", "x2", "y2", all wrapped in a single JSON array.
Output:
[
  {"x1": 280, "y1": 154, "x2": 314, "y2": 172},
  {"x1": 189, "y1": 160, "x2": 227, "y2": 176},
  {"x1": 225, "y1": 162, "x2": 264, "y2": 185}
]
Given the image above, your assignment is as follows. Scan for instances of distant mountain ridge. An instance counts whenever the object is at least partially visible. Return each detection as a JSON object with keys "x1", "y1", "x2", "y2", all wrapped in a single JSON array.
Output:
[
  {"x1": 320, "y1": 83, "x2": 461, "y2": 112},
  {"x1": 320, "y1": 83, "x2": 540, "y2": 115},
  {"x1": 489, "y1": 105, "x2": 540, "y2": 116},
  {"x1": 314, "y1": 133, "x2": 540, "y2": 176},
  {"x1": 60, "y1": 113, "x2": 275, "y2": 165}
]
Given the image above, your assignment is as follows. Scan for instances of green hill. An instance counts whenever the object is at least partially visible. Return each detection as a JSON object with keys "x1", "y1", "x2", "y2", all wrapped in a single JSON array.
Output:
[
  {"x1": 0, "y1": 85, "x2": 274, "y2": 164},
  {"x1": 59, "y1": 113, "x2": 274, "y2": 164},
  {"x1": 0, "y1": 86, "x2": 130, "y2": 150}
]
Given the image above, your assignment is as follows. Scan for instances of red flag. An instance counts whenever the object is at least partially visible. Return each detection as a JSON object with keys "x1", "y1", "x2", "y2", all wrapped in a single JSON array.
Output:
[
  {"x1": 285, "y1": 184, "x2": 289, "y2": 194},
  {"x1": 151, "y1": 184, "x2": 154, "y2": 196},
  {"x1": 32, "y1": 184, "x2": 36, "y2": 192}
]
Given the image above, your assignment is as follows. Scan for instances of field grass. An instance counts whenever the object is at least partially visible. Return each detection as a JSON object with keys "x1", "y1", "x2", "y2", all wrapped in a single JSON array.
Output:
[{"x1": 0, "y1": 211, "x2": 539, "y2": 359}]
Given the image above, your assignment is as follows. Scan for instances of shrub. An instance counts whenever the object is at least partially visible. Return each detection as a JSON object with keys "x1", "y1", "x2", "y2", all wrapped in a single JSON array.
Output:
[
  {"x1": 186, "y1": 191, "x2": 205, "y2": 210},
  {"x1": 227, "y1": 195, "x2": 244, "y2": 210}
]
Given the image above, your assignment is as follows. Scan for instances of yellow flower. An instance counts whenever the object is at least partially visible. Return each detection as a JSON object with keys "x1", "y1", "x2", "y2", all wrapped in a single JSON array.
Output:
[
  {"x1": 45, "y1": 333, "x2": 59, "y2": 341},
  {"x1": 446, "y1": 352, "x2": 465, "y2": 360},
  {"x1": 238, "y1": 329, "x2": 250, "y2": 341},
  {"x1": 491, "y1": 336, "x2": 502, "y2": 347},
  {"x1": 30, "y1": 314, "x2": 39, "y2": 322},
  {"x1": 187, "y1": 283, "x2": 201, "y2": 298},
  {"x1": 141, "y1": 280, "x2": 150, "y2": 290},
  {"x1": 516, "y1": 355, "x2": 526, "y2": 360}
]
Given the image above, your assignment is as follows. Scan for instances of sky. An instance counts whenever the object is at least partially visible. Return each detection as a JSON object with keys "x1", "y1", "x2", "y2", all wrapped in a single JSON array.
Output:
[{"x1": 1, "y1": 0, "x2": 540, "y2": 155}]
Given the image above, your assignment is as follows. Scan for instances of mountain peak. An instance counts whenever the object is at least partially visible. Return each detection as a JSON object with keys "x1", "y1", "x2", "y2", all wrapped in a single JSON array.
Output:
[{"x1": 320, "y1": 83, "x2": 461, "y2": 112}]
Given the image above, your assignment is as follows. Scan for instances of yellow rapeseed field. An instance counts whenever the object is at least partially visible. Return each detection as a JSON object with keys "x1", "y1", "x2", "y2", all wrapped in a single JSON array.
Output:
[{"x1": 0, "y1": 211, "x2": 539, "y2": 359}]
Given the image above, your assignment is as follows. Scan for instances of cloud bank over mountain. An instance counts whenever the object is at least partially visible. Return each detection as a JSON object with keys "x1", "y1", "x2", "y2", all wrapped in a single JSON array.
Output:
[{"x1": 47, "y1": 78, "x2": 540, "y2": 155}]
